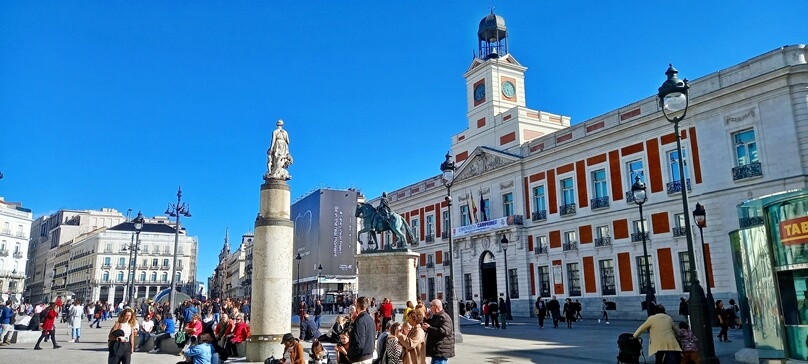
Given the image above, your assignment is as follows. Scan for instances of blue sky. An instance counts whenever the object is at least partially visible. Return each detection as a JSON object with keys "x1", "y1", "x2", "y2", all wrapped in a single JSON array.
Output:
[{"x1": 1, "y1": 1, "x2": 805, "y2": 283}]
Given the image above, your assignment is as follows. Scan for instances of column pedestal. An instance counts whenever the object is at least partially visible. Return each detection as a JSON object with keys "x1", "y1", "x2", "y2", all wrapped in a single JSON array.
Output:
[
  {"x1": 356, "y1": 251, "x2": 419, "y2": 309},
  {"x1": 247, "y1": 180, "x2": 294, "y2": 362}
]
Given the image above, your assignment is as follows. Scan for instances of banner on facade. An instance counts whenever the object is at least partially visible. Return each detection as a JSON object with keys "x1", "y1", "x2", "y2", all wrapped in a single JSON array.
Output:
[
  {"x1": 452, "y1": 217, "x2": 508, "y2": 238},
  {"x1": 780, "y1": 215, "x2": 808, "y2": 245}
]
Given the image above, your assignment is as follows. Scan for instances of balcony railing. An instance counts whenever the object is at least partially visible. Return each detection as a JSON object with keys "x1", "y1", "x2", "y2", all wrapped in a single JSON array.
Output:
[
  {"x1": 672, "y1": 227, "x2": 688, "y2": 237},
  {"x1": 442, "y1": 260, "x2": 451, "y2": 266},
  {"x1": 176, "y1": 264, "x2": 184, "y2": 270},
  {"x1": 562, "y1": 242, "x2": 577, "y2": 251},
  {"x1": 101, "y1": 264, "x2": 111, "y2": 269},
  {"x1": 425, "y1": 234, "x2": 434, "y2": 243},
  {"x1": 594, "y1": 237, "x2": 612, "y2": 247},
  {"x1": 739, "y1": 216, "x2": 765, "y2": 228},
  {"x1": 625, "y1": 191, "x2": 636, "y2": 204},
  {"x1": 426, "y1": 262, "x2": 435, "y2": 269},
  {"x1": 590, "y1": 196, "x2": 610, "y2": 210},
  {"x1": 732, "y1": 162, "x2": 763, "y2": 181},
  {"x1": 0, "y1": 230, "x2": 10, "y2": 236},
  {"x1": 507, "y1": 215, "x2": 524, "y2": 225},
  {"x1": 15, "y1": 232, "x2": 26, "y2": 239},
  {"x1": 0, "y1": 249, "x2": 7, "y2": 256},
  {"x1": 666, "y1": 179, "x2": 692, "y2": 194},
  {"x1": 534, "y1": 245, "x2": 548, "y2": 254},
  {"x1": 160, "y1": 265, "x2": 170, "y2": 270},
  {"x1": 116, "y1": 264, "x2": 127, "y2": 269},
  {"x1": 631, "y1": 232, "x2": 650, "y2": 242},
  {"x1": 13, "y1": 251, "x2": 22, "y2": 258},
  {"x1": 531, "y1": 210, "x2": 547, "y2": 221},
  {"x1": 440, "y1": 231, "x2": 449, "y2": 239},
  {"x1": 559, "y1": 204, "x2": 577, "y2": 216},
  {"x1": 150, "y1": 265, "x2": 160, "y2": 270},
  {"x1": 138, "y1": 264, "x2": 150, "y2": 270}
]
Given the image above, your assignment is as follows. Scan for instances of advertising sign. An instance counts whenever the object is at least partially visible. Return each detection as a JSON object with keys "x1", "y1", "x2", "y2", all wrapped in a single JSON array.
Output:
[
  {"x1": 779, "y1": 216, "x2": 808, "y2": 246},
  {"x1": 452, "y1": 218, "x2": 508, "y2": 238},
  {"x1": 292, "y1": 189, "x2": 359, "y2": 278}
]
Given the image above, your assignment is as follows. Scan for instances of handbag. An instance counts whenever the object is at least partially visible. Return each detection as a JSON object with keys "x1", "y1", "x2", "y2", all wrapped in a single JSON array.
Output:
[{"x1": 175, "y1": 330, "x2": 187, "y2": 346}]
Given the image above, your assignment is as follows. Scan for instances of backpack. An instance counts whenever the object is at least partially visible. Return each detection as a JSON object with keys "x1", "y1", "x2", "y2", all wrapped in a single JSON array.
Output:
[{"x1": 174, "y1": 330, "x2": 186, "y2": 346}]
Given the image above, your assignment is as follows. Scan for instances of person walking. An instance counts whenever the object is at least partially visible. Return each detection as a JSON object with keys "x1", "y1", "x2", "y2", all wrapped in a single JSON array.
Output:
[
  {"x1": 498, "y1": 297, "x2": 508, "y2": 330},
  {"x1": 547, "y1": 296, "x2": 561, "y2": 329},
  {"x1": 574, "y1": 300, "x2": 583, "y2": 321},
  {"x1": 379, "y1": 298, "x2": 393, "y2": 334},
  {"x1": 678, "y1": 321, "x2": 700, "y2": 364},
  {"x1": 678, "y1": 297, "x2": 689, "y2": 323},
  {"x1": 314, "y1": 299, "x2": 324, "y2": 328},
  {"x1": 68, "y1": 300, "x2": 84, "y2": 343},
  {"x1": 481, "y1": 299, "x2": 490, "y2": 328},
  {"x1": 348, "y1": 296, "x2": 375, "y2": 364},
  {"x1": 487, "y1": 298, "x2": 499, "y2": 329},
  {"x1": 632, "y1": 305, "x2": 682, "y2": 364},
  {"x1": 599, "y1": 299, "x2": 610, "y2": 324},
  {"x1": 91, "y1": 301, "x2": 104, "y2": 328},
  {"x1": 422, "y1": 299, "x2": 454, "y2": 364},
  {"x1": 563, "y1": 298, "x2": 575, "y2": 329},
  {"x1": 34, "y1": 302, "x2": 61, "y2": 350},
  {"x1": 396, "y1": 309, "x2": 426, "y2": 364},
  {"x1": 107, "y1": 308, "x2": 136, "y2": 364},
  {"x1": 535, "y1": 299, "x2": 547, "y2": 329},
  {"x1": 0, "y1": 300, "x2": 15, "y2": 345},
  {"x1": 716, "y1": 300, "x2": 731, "y2": 342}
]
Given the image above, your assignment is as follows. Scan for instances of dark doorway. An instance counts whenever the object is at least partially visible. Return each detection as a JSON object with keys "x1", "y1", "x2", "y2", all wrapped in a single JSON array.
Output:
[{"x1": 479, "y1": 251, "x2": 498, "y2": 302}]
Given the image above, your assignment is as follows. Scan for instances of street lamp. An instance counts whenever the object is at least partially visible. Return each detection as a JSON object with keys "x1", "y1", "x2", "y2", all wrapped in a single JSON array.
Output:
[
  {"x1": 295, "y1": 253, "x2": 302, "y2": 313},
  {"x1": 317, "y1": 264, "x2": 323, "y2": 302},
  {"x1": 439, "y1": 151, "x2": 463, "y2": 343},
  {"x1": 631, "y1": 176, "x2": 654, "y2": 317},
  {"x1": 125, "y1": 211, "x2": 145, "y2": 308},
  {"x1": 85, "y1": 270, "x2": 91, "y2": 302},
  {"x1": 658, "y1": 64, "x2": 718, "y2": 363},
  {"x1": 693, "y1": 203, "x2": 716, "y2": 322},
  {"x1": 499, "y1": 234, "x2": 512, "y2": 322},
  {"x1": 165, "y1": 186, "x2": 191, "y2": 314}
]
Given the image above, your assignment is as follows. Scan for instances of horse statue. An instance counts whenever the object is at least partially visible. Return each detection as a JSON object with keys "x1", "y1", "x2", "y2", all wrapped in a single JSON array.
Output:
[{"x1": 355, "y1": 202, "x2": 418, "y2": 250}]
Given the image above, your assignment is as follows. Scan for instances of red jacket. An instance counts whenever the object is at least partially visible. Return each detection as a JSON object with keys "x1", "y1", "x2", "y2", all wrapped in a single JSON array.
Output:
[
  {"x1": 41, "y1": 308, "x2": 58, "y2": 331},
  {"x1": 230, "y1": 322, "x2": 249, "y2": 343},
  {"x1": 380, "y1": 302, "x2": 393, "y2": 318}
]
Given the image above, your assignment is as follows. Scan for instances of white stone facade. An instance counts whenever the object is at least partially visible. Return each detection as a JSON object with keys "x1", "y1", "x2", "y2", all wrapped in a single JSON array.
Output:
[
  {"x1": 369, "y1": 44, "x2": 808, "y2": 320},
  {"x1": 0, "y1": 197, "x2": 33, "y2": 303}
]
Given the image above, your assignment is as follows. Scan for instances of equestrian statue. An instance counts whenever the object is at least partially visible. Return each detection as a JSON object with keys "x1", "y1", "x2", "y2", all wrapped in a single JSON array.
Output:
[{"x1": 355, "y1": 192, "x2": 418, "y2": 251}]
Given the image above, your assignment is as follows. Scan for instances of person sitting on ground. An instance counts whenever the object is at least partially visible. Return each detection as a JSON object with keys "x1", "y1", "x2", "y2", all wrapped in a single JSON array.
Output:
[
  {"x1": 335, "y1": 332, "x2": 351, "y2": 364},
  {"x1": 150, "y1": 312, "x2": 176, "y2": 353},
  {"x1": 280, "y1": 332, "x2": 305, "y2": 364},
  {"x1": 299, "y1": 313, "x2": 319, "y2": 341},
  {"x1": 185, "y1": 332, "x2": 213, "y2": 364},
  {"x1": 135, "y1": 313, "x2": 155, "y2": 351},
  {"x1": 310, "y1": 339, "x2": 327, "y2": 363},
  {"x1": 319, "y1": 315, "x2": 346, "y2": 343}
]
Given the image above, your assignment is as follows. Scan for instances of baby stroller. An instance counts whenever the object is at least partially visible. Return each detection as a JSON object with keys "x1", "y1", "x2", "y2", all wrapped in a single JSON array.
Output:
[{"x1": 617, "y1": 333, "x2": 646, "y2": 364}]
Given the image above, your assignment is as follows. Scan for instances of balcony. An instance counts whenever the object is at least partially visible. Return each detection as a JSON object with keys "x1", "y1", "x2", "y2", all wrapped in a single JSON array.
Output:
[
  {"x1": 176, "y1": 264, "x2": 184, "y2": 271},
  {"x1": 441, "y1": 231, "x2": 449, "y2": 239},
  {"x1": 150, "y1": 265, "x2": 160, "y2": 270},
  {"x1": 426, "y1": 262, "x2": 435, "y2": 269},
  {"x1": 15, "y1": 232, "x2": 26, "y2": 239},
  {"x1": 739, "y1": 216, "x2": 765, "y2": 228},
  {"x1": 0, "y1": 230, "x2": 10, "y2": 236},
  {"x1": 559, "y1": 204, "x2": 576, "y2": 216},
  {"x1": 13, "y1": 251, "x2": 23, "y2": 258},
  {"x1": 116, "y1": 264, "x2": 127, "y2": 269},
  {"x1": 594, "y1": 237, "x2": 612, "y2": 247},
  {"x1": 160, "y1": 265, "x2": 170, "y2": 270},
  {"x1": 534, "y1": 245, "x2": 548, "y2": 254},
  {"x1": 507, "y1": 215, "x2": 524, "y2": 225},
  {"x1": 103, "y1": 248, "x2": 113, "y2": 253},
  {"x1": 631, "y1": 232, "x2": 650, "y2": 242},
  {"x1": 138, "y1": 264, "x2": 150, "y2": 270},
  {"x1": 442, "y1": 260, "x2": 451, "y2": 266},
  {"x1": 163, "y1": 251, "x2": 173, "y2": 256},
  {"x1": 666, "y1": 179, "x2": 692, "y2": 194},
  {"x1": 0, "y1": 249, "x2": 7, "y2": 257},
  {"x1": 625, "y1": 191, "x2": 637, "y2": 204},
  {"x1": 425, "y1": 234, "x2": 434, "y2": 243},
  {"x1": 672, "y1": 227, "x2": 688, "y2": 237},
  {"x1": 531, "y1": 210, "x2": 547, "y2": 221},
  {"x1": 562, "y1": 242, "x2": 577, "y2": 251},
  {"x1": 101, "y1": 264, "x2": 111, "y2": 269},
  {"x1": 732, "y1": 162, "x2": 763, "y2": 181},
  {"x1": 590, "y1": 196, "x2": 610, "y2": 210}
]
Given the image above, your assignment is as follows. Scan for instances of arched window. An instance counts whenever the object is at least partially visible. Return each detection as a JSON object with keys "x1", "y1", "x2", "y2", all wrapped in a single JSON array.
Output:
[
  {"x1": 175, "y1": 272, "x2": 181, "y2": 283},
  {"x1": 104, "y1": 257, "x2": 111, "y2": 265},
  {"x1": 103, "y1": 271, "x2": 110, "y2": 282},
  {"x1": 151, "y1": 272, "x2": 157, "y2": 282},
  {"x1": 161, "y1": 272, "x2": 168, "y2": 282},
  {"x1": 117, "y1": 271, "x2": 124, "y2": 281},
  {"x1": 139, "y1": 272, "x2": 146, "y2": 281}
]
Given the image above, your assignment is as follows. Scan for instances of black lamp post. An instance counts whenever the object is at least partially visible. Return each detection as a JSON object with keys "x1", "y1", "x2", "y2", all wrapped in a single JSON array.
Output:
[
  {"x1": 165, "y1": 186, "x2": 191, "y2": 313},
  {"x1": 295, "y1": 253, "x2": 302, "y2": 312},
  {"x1": 440, "y1": 151, "x2": 463, "y2": 343},
  {"x1": 317, "y1": 264, "x2": 323, "y2": 302},
  {"x1": 499, "y1": 234, "x2": 512, "y2": 321},
  {"x1": 631, "y1": 176, "x2": 654, "y2": 317},
  {"x1": 125, "y1": 211, "x2": 145, "y2": 308},
  {"x1": 658, "y1": 65, "x2": 718, "y2": 363},
  {"x1": 693, "y1": 203, "x2": 716, "y2": 323},
  {"x1": 85, "y1": 269, "x2": 91, "y2": 302}
]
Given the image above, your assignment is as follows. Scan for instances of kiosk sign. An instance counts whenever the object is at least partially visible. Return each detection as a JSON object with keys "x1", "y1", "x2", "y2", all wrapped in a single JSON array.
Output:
[{"x1": 779, "y1": 215, "x2": 808, "y2": 245}]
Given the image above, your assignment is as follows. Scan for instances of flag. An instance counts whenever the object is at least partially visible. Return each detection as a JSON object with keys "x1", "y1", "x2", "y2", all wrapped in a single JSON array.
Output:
[
  {"x1": 465, "y1": 191, "x2": 473, "y2": 224},
  {"x1": 480, "y1": 188, "x2": 487, "y2": 221},
  {"x1": 470, "y1": 189, "x2": 479, "y2": 223}
]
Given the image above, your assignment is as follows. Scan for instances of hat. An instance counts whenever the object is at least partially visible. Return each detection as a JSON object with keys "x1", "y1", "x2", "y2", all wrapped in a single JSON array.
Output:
[{"x1": 281, "y1": 333, "x2": 294, "y2": 344}]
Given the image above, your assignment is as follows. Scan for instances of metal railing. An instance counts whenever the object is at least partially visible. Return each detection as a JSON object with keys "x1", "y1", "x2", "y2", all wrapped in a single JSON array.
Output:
[
  {"x1": 631, "y1": 232, "x2": 650, "y2": 242},
  {"x1": 562, "y1": 242, "x2": 577, "y2": 251},
  {"x1": 590, "y1": 196, "x2": 610, "y2": 209},
  {"x1": 101, "y1": 264, "x2": 111, "y2": 269},
  {"x1": 625, "y1": 191, "x2": 636, "y2": 204},
  {"x1": 672, "y1": 227, "x2": 688, "y2": 237},
  {"x1": 594, "y1": 237, "x2": 612, "y2": 247},
  {"x1": 426, "y1": 262, "x2": 435, "y2": 268},
  {"x1": 13, "y1": 251, "x2": 22, "y2": 258},
  {"x1": 534, "y1": 245, "x2": 548, "y2": 254},
  {"x1": 559, "y1": 204, "x2": 577, "y2": 216},
  {"x1": 116, "y1": 264, "x2": 127, "y2": 269},
  {"x1": 666, "y1": 179, "x2": 692, "y2": 194},
  {"x1": 441, "y1": 231, "x2": 449, "y2": 239},
  {"x1": 425, "y1": 234, "x2": 434, "y2": 243},
  {"x1": 0, "y1": 249, "x2": 7, "y2": 256},
  {"x1": 442, "y1": 260, "x2": 451, "y2": 266},
  {"x1": 732, "y1": 162, "x2": 763, "y2": 181},
  {"x1": 531, "y1": 210, "x2": 547, "y2": 221},
  {"x1": 739, "y1": 216, "x2": 765, "y2": 228}
]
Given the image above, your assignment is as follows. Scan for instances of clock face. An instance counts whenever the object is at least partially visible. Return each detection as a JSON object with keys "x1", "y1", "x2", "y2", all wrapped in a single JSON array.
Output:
[
  {"x1": 474, "y1": 84, "x2": 485, "y2": 102},
  {"x1": 502, "y1": 81, "x2": 515, "y2": 98}
]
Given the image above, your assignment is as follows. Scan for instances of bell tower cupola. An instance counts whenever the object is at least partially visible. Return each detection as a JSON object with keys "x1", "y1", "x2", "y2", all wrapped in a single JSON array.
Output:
[{"x1": 477, "y1": 10, "x2": 508, "y2": 59}]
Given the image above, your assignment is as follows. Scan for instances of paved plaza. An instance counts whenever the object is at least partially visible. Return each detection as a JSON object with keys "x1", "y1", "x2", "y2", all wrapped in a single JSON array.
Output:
[{"x1": 0, "y1": 315, "x2": 746, "y2": 364}]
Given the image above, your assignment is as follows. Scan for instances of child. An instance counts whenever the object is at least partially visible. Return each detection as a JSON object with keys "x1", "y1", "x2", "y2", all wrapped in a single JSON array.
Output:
[{"x1": 679, "y1": 321, "x2": 700, "y2": 364}]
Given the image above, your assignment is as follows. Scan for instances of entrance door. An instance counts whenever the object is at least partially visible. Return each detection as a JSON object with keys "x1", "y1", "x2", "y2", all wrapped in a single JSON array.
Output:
[{"x1": 479, "y1": 251, "x2": 498, "y2": 301}]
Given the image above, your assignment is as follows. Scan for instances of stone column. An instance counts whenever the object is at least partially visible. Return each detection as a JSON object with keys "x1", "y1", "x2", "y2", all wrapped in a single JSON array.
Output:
[{"x1": 247, "y1": 180, "x2": 294, "y2": 362}]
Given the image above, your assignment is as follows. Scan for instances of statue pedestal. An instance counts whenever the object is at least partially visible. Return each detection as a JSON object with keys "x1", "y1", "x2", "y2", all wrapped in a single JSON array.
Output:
[{"x1": 356, "y1": 251, "x2": 419, "y2": 308}]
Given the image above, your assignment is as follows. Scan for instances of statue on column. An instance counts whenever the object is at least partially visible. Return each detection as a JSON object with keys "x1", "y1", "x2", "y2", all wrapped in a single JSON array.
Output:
[{"x1": 265, "y1": 119, "x2": 293, "y2": 180}]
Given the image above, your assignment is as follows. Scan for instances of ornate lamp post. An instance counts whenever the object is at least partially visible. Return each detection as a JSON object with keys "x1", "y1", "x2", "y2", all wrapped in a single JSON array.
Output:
[
  {"x1": 439, "y1": 151, "x2": 462, "y2": 343},
  {"x1": 631, "y1": 176, "x2": 654, "y2": 316},
  {"x1": 499, "y1": 234, "x2": 512, "y2": 322},
  {"x1": 693, "y1": 203, "x2": 716, "y2": 322},
  {"x1": 165, "y1": 187, "x2": 191, "y2": 313},
  {"x1": 295, "y1": 253, "x2": 302, "y2": 312},
  {"x1": 658, "y1": 64, "x2": 718, "y2": 363},
  {"x1": 124, "y1": 211, "x2": 144, "y2": 307},
  {"x1": 317, "y1": 264, "x2": 323, "y2": 302},
  {"x1": 85, "y1": 269, "x2": 91, "y2": 302}
]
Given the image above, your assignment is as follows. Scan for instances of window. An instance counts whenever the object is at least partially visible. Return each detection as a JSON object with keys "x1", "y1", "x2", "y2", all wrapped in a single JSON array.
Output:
[
  {"x1": 508, "y1": 268, "x2": 519, "y2": 298},
  {"x1": 532, "y1": 186, "x2": 547, "y2": 219},
  {"x1": 632, "y1": 219, "x2": 649, "y2": 242},
  {"x1": 482, "y1": 199, "x2": 490, "y2": 220},
  {"x1": 118, "y1": 257, "x2": 126, "y2": 267},
  {"x1": 592, "y1": 169, "x2": 608, "y2": 198},
  {"x1": 627, "y1": 160, "x2": 645, "y2": 188},
  {"x1": 566, "y1": 263, "x2": 581, "y2": 296},
  {"x1": 464, "y1": 273, "x2": 473, "y2": 300},
  {"x1": 536, "y1": 235, "x2": 548, "y2": 253},
  {"x1": 175, "y1": 272, "x2": 181, "y2": 282},
  {"x1": 139, "y1": 272, "x2": 146, "y2": 281},
  {"x1": 154, "y1": 246, "x2": 160, "y2": 254},
  {"x1": 443, "y1": 251, "x2": 450, "y2": 264},
  {"x1": 163, "y1": 259, "x2": 170, "y2": 267},
  {"x1": 538, "y1": 266, "x2": 550, "y2": 297},
  {"x1": 104, "y1": 257, "x2": 111, "y2": 266},
  {"x1": 561, "y1": 178, "x2": 575, "y2": 205},
  {"x1": 460, "y1": 206, "x2": 469, "y2": 226},
  {"x1": 150, "y1": 272, "x2": 157, "y2": 282},
  {"x1": 667, "y1": 149, "x2": 689, "y2": 182},
  {"x1": 563, "y1": 231, "x2": 577, "y2": 251},
  {"x1": 502, "y1": 193, "x2": 514, "y2": 217},
  {"x1": 599, "y1": 259, "x2": 616, "y2": 295},
  {"x1": 142, "y1": 245, "x2": 149, "y2": 253},
  {"x1": 426, "y1": 215, "x2": 434, "y2": 236},
  {"x1": 410, "y1": 219, "x2": 419, "y2": 238},
  {"x1": 13, "y1": 243, "x2": 20, "y2": 253},
  {"x1": 673, "y1": 213, "x2": 687, "y2": 236},
  {"x1": 102, "y1": 271, "x2": 110, "y2": 282},
  {"x1": 636, "y1": 256, "x2": 656, "y2": 294},
  {"x1": 152, "y1": 259, "x2": 158, "y2": 267},
  {"x1": 117, "y1": 271, "x2": 124, "y2": 281},
  {"x1": 679, "y1": 252, "x2": 693, "y2": 292},
  {"x1": 734, "y1": 129, "x2": 758, "y2": 166},
  {"x1": 442, "y1": 211, "x2": 449, "y2": 233},
  {"x1": 595, "y1": 225, "x2": 611, "y2": 247},
  {"x1": 162, "y1": 272, "x2": 168, "y2": 282},
  {"x1": 444, "y1": 276, "x2": 452, "y2": 300},
  {"x1": 597, "y1": 225, "x2": 610, "y2": 238},
  {"x1": 427, "y1": 277, "x2": 435, "y2": 300}
]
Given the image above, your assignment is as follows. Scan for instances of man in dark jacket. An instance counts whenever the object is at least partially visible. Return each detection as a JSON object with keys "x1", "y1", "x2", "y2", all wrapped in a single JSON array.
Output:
[
  {"x1": 547, "y1": 296, "x2": 561, "y2": 328},
  {"x1": 422, "y1": 299, "x2": 455, "y2": 363},
  {"x1": 348, "y1": 296, "x2": 375, "y2": 364}
]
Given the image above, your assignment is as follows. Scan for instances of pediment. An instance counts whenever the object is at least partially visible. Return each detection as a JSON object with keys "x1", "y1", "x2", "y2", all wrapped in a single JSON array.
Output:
[{"x1": 454, "y1": 147, "x2": 521, "y2": 183}]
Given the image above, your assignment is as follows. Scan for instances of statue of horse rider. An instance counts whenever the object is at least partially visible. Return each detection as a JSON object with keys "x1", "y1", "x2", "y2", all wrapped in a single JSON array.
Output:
[{"x1": 377, "y1": 192, "x2": 393, "y2": 228}]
